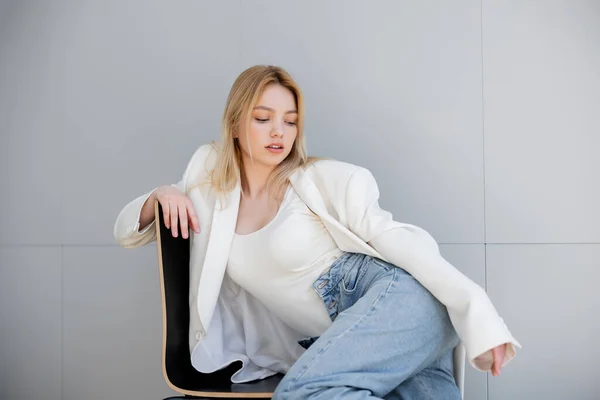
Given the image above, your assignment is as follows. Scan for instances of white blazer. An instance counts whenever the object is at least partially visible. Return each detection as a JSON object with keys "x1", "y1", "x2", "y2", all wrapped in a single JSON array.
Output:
[{"x1": 114, "y1": 143, "x2": 520, "y2": 378}]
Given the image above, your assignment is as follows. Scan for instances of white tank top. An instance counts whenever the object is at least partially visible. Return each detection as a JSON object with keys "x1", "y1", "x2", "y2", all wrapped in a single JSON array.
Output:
[{"x1": 226, "y1": 186, "x2": 343, "y2": 338}]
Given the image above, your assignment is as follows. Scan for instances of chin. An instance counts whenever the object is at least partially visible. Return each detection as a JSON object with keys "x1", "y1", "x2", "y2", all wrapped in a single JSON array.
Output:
[
  {"x1": 263, "y1": 158, "x2": 285, "y2": 167},
  {"x1": 248, "y1": 145, "x2": 291, "y2": 165}
]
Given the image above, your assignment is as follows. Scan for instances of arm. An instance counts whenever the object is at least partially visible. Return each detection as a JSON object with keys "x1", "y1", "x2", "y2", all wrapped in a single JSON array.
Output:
[
  {"x1": 344, "y1": 167, "x2": 521, "y2": 371},
  {"x1": 113, "y1": 143, "x2": 213, "y2": 249},
  {"x1": 113, "y1": 182, "x2": 184, "y2": 249},
  {"x1": 138, "y1": 189, "x2": 159, "y2": 232}
]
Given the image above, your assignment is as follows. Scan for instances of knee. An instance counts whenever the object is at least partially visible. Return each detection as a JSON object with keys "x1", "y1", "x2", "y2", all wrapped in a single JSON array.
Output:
[
  {"x1": 395, "y1": 273, "x2": 458, "y2": 344},
  {"x1": 398, "y1": 272, "x2": 447, "y2": 318}
]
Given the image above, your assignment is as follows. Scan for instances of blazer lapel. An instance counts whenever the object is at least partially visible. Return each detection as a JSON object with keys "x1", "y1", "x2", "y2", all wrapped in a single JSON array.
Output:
[
  {"x1": 290, "y1": 169, "x2": 381, "y2": 259},
  {"x1": 196, "y1": 180, "x2": 241, "y2": 335}
]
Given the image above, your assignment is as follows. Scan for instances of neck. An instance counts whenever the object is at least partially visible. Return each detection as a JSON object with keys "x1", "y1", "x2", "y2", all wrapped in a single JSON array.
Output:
[{"x1": 239, "y1": 156, "x2": 275, "y2": 199}]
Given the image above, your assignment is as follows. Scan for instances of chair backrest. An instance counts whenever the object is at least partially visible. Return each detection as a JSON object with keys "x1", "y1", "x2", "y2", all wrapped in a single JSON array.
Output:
[
  {"x1": 154, "y1": 201, "x2": 276, "y2": 398},
  {"x1": 453, "y1": 342, "x2": 466, "y2": 398}
]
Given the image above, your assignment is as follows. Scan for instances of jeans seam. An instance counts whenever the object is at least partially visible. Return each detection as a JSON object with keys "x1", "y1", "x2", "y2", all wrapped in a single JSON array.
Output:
[
  {"x1": 281, "y1": 268, "x2": 398, "y2": 396},
  {"x1": 416, "y1": 374, "x2": 436, "y2": 400}
]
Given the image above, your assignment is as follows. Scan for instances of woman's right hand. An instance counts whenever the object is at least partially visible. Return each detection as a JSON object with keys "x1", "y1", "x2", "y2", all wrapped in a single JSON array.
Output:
[{"x1": 154, "y1": 185, "x2": 200, "y2": 239}]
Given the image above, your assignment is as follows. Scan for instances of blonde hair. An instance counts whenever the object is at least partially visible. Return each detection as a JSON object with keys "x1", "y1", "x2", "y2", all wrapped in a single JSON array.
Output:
[{"x1": 208, "y1": 65, "x2": 317, "y2": 202}]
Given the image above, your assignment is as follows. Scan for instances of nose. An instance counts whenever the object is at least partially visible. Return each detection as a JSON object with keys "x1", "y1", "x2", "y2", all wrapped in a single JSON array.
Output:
[{"x1": 271, "y1": 120, "x2": 284, "y2": 137}]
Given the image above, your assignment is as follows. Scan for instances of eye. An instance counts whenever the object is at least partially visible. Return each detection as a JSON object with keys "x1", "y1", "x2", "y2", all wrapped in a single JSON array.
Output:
[
  {"x1": 286, "y1": 121, "x2": 297, "y2": 126},
  {"x1": 255, "y1": 118, "x2": 269, "y2": 123}
]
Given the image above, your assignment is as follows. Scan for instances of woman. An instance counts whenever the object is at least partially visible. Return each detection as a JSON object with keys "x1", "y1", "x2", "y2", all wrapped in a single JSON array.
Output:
[{"x1": 114, "y1": 65, "x2": 520, "y2": 399}]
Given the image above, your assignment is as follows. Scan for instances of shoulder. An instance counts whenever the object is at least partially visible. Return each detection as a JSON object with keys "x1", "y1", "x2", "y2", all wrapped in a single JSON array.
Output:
[
  {"x1": 297, "y1": 158, "x2": 379, "y2": 205},
  {"x1": 302, "y1": 158, "x2": 377, "y2": 189},
  {"x1": 182, "y1": 142, "x2": 219, "y2": 187},
  {"x1": 188, "y1": 142, "x2": 218, "y2": 168},
  {"x1": 303, "y1": 158, "x2": 357, "y2": 180}
]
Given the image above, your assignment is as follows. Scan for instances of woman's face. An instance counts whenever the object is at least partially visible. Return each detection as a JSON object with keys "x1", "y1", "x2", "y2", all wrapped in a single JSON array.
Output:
[{"x1": 235, "y1": 84, "x2": 298, "y2": 168}]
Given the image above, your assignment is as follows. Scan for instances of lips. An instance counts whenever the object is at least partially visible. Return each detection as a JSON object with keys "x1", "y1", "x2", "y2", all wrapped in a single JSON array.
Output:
[{"x1": 265, "y1": 143, "x2": 285, "y2": 154}]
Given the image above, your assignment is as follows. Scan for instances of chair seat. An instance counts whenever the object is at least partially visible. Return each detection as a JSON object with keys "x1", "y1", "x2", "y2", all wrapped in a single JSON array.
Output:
[{"x1": 162, "y1": 373, "x2": 282, "y2": 399}]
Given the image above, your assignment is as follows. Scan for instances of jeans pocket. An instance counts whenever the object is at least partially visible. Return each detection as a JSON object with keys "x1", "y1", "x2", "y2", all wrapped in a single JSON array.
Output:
[{"x1": 341, "y1": 259, "x2": 370, "y2": 293}]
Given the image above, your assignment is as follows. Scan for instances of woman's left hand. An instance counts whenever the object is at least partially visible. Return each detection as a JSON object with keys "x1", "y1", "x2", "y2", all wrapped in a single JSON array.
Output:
[{"x1": 491, "y1": 343, "x2": 507, "y2": 376}]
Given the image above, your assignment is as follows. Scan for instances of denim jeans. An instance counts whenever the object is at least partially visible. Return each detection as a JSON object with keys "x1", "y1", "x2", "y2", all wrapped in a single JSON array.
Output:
[{"x1": 272, "y1": 252, "x2": 461, "y2": 400}]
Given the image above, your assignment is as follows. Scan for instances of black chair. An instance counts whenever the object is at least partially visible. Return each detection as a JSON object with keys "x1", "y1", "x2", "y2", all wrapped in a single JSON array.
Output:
[{"x1": 154, "y1": 201, "x2": 282, "y2": 399}]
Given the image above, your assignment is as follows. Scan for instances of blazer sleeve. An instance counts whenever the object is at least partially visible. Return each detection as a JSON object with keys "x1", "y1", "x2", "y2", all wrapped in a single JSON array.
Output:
[
  {"x1": 344, "y1": 166, "x2": 521, "y2": 372},
  {"x1": 112, "y1": 182, "x2": 184, "y2": 249},
  {"x1": 113, "y1": 144, "x2": 212, "y2": 249}
]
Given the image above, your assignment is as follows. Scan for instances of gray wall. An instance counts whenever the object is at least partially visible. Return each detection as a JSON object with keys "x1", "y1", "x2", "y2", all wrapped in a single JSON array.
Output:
[{"x1": 1, "y1": 1, "x2": 598, "y2": 399}]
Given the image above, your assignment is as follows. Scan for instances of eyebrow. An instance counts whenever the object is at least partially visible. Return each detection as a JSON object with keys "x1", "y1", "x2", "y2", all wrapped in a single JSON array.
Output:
[{"x1": 253, "y1": 105, "x2": 298, "y2": 114}]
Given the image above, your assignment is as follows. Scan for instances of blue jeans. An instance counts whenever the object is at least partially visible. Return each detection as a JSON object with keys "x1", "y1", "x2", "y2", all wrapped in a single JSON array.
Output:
[{"x1": 272, "y1": 252, "x2": 461, "y2": 400}]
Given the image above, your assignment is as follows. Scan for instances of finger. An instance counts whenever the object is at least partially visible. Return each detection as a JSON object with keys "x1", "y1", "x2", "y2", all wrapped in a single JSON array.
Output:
[
  {"x1": 498, "y1": 345, "x2": 506, "y2": 374},
  {"x1": 492, "y1": 347, "x2": 503, "y2": 376},
  {"x1": 169, "y1": 201, "x2": 178, "y2": 237},
  {"x1": 186, "y1": 198, "x2": 200, "y2": 233},
  {"x1": 490, "y1": 348, "x2": 497, "y2": 376},
  {"x1": 178, "y1": 202, "x2": 189, "y2": 239}
]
